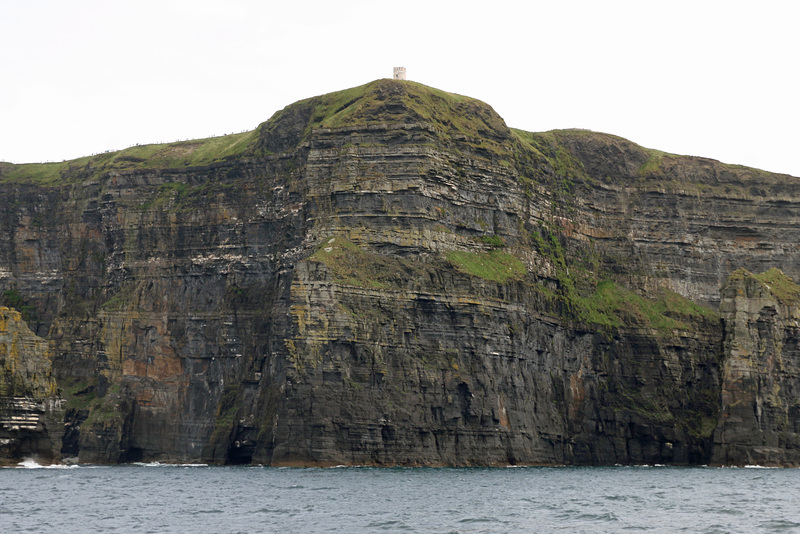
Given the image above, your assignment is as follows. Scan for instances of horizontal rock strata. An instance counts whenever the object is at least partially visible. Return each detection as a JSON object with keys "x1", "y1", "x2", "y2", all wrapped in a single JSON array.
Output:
[{"x1": 1, "y1": 79, "x2": 800, "y2": 466}]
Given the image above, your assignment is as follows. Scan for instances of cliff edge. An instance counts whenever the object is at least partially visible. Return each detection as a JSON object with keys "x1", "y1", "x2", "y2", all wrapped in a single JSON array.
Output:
[{"x1": 2, "y1": 79, "x2": 800, "y2": 465}]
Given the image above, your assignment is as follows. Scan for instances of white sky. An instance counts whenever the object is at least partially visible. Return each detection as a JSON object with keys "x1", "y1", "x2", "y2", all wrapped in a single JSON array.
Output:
[{"x1": 2, "y1": 0, "x2": 798, "y2": 176}]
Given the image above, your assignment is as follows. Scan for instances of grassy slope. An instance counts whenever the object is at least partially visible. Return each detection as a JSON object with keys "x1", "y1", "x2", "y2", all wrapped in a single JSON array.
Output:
[
  {"x1": 274, "y1": 79, "x2": 509, "y2": 139},
  {"x1": 3, "y1": 78, "x2": 781, "y2": 186},
  {"x1": 0, "y1": 130, "x2": 259, "y2": 185},
  {"x1": 1, "y1": 79, "x2": 513, "y2": 184},
  {"x1": 728, "y1": 267, "x2": 800, "y2": 305}
]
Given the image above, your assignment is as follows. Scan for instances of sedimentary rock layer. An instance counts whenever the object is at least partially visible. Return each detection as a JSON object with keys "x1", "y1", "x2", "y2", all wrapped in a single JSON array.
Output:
[{"x1": 1, "y1": 79, "x2": 800, "y2": 465}]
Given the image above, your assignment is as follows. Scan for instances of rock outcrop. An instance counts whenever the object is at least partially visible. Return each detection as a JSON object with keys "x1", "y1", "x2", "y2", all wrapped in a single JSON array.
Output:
[
  {"x1": 713, "y1": 269, "x2": 800, "y2": 465},
  {"x1": 0, "y1": 307, "x2": 63, "y2": 464},
  {"x1": 1, "y1": 79, "x2": 800, "y2": 465}
]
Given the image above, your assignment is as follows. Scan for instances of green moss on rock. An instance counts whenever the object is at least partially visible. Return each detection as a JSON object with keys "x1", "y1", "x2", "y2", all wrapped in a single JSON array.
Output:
[
  {"x1": 754, "y1": 268, "x2": 800, "y2": 305},
  {"x1": 575, "y1": 281, "x2": 718, "y2": 333},
  {"x1": 445, "y1": 249, "x2": 526, "y2": 283},
  {"x1": 308, "y1": 237, "x2": 434, "y2": 289},
  {"x1": 726, "y1": 267, "x2": 800, "y2": 305}
]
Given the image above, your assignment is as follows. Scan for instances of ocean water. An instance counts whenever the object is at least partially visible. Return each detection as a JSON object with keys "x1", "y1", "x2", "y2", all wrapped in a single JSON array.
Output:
[{"x1": 2, "y1": 462, "x2": 799, "y2": 533}]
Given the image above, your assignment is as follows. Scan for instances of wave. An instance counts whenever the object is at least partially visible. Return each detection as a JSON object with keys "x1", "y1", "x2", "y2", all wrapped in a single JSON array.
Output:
[
  {"x1": 15, "y1": 458, "x2": 79, "y2": 469},
  {"x1": 131, "y1": 462, "x2": 209, "y2": 468}
]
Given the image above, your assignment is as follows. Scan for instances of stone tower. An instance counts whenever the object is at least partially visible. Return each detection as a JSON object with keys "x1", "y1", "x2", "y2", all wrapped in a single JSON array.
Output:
[{"x1": 393, "y1": 67, "x2": 407, "y2": 80}]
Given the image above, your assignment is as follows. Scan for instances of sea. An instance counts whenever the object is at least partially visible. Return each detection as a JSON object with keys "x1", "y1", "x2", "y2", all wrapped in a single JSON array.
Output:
[{"x1": 2, "y1": 461, "x2": 799, "y2": 533}]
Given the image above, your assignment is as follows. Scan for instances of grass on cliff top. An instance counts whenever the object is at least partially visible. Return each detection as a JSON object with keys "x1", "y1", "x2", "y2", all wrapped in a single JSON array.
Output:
[
  {"x1": 4, "y1": 79, "x2": 513, "y2": 185},
  {"x1": 729, "y1": 267, "x2": 800, "y2": 305},
  {"x1": 0, "y1": 130, "x2": 259, "y2": 185},
  {"x1": 512, "y1": 127, "x2": 783, "y2": 194},
  {"x1": 263, "y1": 79, "x2": 513, "y2": 155},
  {"x1": 755, "y1": 268, "x2": 800, "y2": 304},
  {"x1": 511, "y1": 128, "x2": 591, "y2": 194},
  {"x1": 513, "y1": 128, "x2": 671, "y2": 185}
]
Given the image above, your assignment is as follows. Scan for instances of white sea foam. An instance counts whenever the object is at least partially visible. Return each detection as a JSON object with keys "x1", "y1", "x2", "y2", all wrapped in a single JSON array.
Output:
[
  {"x1": 131, "y1": 461, "x2": 209, "y2": 468},
  {"x1": 16, "y1": 458, "x2": 78, "y2": 469}
]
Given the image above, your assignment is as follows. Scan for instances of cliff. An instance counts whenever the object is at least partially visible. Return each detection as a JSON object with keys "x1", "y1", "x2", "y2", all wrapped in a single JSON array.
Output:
[
  {"x1": 1, "y1": 79, "x2": 799, "y2": 465},
  {"x1": 713, "y1": 269, "x2": 800, "y2": 465}
]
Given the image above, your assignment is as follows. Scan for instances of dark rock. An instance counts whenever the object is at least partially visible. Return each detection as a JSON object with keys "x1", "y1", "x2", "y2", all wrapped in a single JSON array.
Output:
[{"x1": 2, "y1": 79, "x2": 800, "y2": 465}]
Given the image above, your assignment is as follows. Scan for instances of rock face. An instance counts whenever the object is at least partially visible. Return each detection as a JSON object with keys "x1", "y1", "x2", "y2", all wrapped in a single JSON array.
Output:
[
  {"x1": 1, "y1": 79, "x2": 800, "y2": 465},
  {"x1": 713, "y1": 269, "x2": 800, "y2": 465},
  {"x1": 0, "y1": 307, "x2": 63, "y2": 464}
]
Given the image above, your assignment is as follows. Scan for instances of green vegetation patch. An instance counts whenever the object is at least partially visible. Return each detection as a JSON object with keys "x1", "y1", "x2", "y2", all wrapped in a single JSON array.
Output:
[
  {"x1": 446, "y1": 249, "x2": 526, "y2": 283},
  {"x1": 310, "y1": 80, "x2": 507, "y2": 137},
  {"x1": 133, "y1": 179, "x2": 238, "y2": 212},
  {"x1": 730, "y1": 267, "x2": 800, "y2": 305},
  {"x1": 1, "y1": 290, "x2": 24, "y2": 311},
  {"x1": 60, "y1": 379, "x2": 96, "y2": 411},
  {"x1": 309, "y1": 237, "x2": 430, "y2": 289},
  {"x1": 60, "y1": 378, "x2": 123, "y2": 427},
  {"x1": 209, "y1": 384, "x2": 242, "y2": 445},
  {"x1": 575, "y1": 281, "x2": 716, "y2": 332},
  {"x1": 260, "y1": 79, "x2": 514, "y2": 159},
  {"x1": 0, "y1": 130, "x2": 259, "y2": 185},
  {"x1": 655, "y1": 287, "x2": 719, "y2": 320},
  {"x1": 100, "y1": 284, "x2": 138, "y2": 311},
  {"x1": 754, "y1": 268, "x2": 800, "y2": 305},
  {"x1": 637, "y1": 149, "x2": 667, "y2": 177},
  {"x1": 513, "y1": 129, "x2": 589, "y2": 179},
  {"x1": 83, "y1": 396, "x2": 124, "y2": 426},
  {"x1": 529, "y1": 224, "x2": 716, "y2": 333},
  {"x1": 511, "y1": 129, "x2": 587, "y2": 204},
  {"x1": 1, "y1": 289, "x2": 38, "y2": 323},
  {"x1": 0, "y1": 161, "x2": 74, "y2": 185}
]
